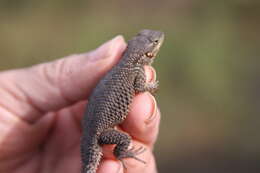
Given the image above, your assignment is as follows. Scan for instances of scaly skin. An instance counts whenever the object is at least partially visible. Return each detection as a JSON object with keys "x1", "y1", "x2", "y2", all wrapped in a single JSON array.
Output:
[{"x1": 81, "y1": 29, "x2": 164, "y2": 173}]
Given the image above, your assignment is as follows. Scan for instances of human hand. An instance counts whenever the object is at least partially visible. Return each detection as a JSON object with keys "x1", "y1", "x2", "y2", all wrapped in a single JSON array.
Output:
[{"x1": 0, "y1": 36, "x2": 161, "y2": 173}]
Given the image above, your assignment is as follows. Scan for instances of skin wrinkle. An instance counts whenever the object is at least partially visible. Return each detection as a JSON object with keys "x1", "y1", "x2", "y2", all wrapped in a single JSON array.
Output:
[
  {"x1": 2, "y1": 68, "x2": 49, "y2": 123},
  {"x1": 42, "y1": 118, "x2": 60, "y2": 172},
  {"x1": 52, "y1": 111, "x2": 80, "y2": 153},
  {"x1": 1, "y1": 126, "x2": 39, "y2": 164},
  {"x1": 12, "y1": 151, "x2": 38, "y2": 173},
  {"x1": 70, "y1": 101, "x2": 86, "y2": 133},
  {"x1": 0, "y1": 109, "x2": 31, "y2": 160},
  {"x1": 33, "y1": 58, "x2": 79, "y2": 115},
  {"x1": 37, "y1": 112, "x2": 56, "y2": 152},
  {"x1": 1, "y1": 149, "x2": 36, "y2": 172},
  {"x1": 40, "y1": 62, "x2": 57, "y2": 88},
  {"x1": 66, "y1": 55, "x2": 93, "y2": 100},
  {"x1": 52, "y1": 58, "x2": 77, "y2": 105},
  {"x1": 73, "y1": 100, "x2": 88, "y2": 130},
  {"x1": 30, "y1": 59, "x2": 74, "y2": 115},
  {"x1": 70, "y1": 107, "x2": 83, "y2": 133},
  {"x1": 14, "y1": 83, "x2": 45, "y2": 123},
  {"x1": 0, "y1": 99, "x2": 18, "y2": 121},
  {"x1": 0, "y1": 81, "x2": 25, "y2": 118},
  {"x1": 39, "y1": 120, "x2": 56, "y2": 173},
  {"x1": 56, "y1": 54, "x2": 95, "y2": 105},
  {"x1": 61, "y1": 110, "x2": 82, "y2": 149}
]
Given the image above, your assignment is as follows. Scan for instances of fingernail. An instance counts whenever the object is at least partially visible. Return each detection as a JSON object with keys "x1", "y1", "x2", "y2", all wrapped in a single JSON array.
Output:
[{"x1": 145, "y1": 93, "x2": 157, "y2": 124}]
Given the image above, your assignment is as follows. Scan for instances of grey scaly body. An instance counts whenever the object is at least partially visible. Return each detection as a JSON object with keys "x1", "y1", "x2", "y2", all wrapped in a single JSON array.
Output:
[{"x1": 81, "y1": 29, "x2": 164, "y2": 173}]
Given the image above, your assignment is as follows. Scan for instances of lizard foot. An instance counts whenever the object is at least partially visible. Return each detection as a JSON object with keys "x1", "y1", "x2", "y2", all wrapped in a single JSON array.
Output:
[
  {"x1": 117, "y1": 145, "x2": 146, "y2": 169},
  {"x1": 146, "y1": 80, "x2": 159, "y2": 94},
  {"x1": 99, "y1": 129, "x2": 146, "y2": 169}
]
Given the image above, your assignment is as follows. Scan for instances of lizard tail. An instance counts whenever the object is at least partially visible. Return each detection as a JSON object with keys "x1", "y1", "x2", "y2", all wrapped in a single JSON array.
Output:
[{"x1": 80, "y1": 137, "x2": 102, "y2": 173}]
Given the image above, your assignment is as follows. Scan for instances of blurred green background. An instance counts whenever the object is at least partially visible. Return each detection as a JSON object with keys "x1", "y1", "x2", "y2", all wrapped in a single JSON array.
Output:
[{"x1": 1, "y1": 0, "x2": 260, "y2": 172}]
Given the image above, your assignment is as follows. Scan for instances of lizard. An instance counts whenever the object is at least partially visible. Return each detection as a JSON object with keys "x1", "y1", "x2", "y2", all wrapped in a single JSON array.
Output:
[{"x1": 81, "y1": 29, "x2": 164, "y2": 173}]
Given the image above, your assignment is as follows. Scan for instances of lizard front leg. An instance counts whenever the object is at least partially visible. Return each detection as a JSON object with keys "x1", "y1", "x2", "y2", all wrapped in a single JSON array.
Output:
[
  {"x1": 134, "y1": 67, "x2": 159, "y2": 94},
  {"x1": 98, "y1": 129, "x2": 146, "y2": 169}
]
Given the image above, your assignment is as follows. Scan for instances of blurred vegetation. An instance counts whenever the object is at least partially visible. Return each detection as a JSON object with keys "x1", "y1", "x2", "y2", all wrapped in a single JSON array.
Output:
[{"x1": 0, "y1": 0, "x2": 260, "y2": 172}]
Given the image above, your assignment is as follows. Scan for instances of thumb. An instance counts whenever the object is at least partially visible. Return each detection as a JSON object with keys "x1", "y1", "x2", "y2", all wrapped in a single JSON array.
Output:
[{"x1": 0, "y1": 36, "x2": 126, "y2": 123}]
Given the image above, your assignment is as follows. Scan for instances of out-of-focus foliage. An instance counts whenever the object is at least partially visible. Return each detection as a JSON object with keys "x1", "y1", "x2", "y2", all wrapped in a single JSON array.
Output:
[{"x1": 0, "y1": 0, "x2": 259, "y2": 172}]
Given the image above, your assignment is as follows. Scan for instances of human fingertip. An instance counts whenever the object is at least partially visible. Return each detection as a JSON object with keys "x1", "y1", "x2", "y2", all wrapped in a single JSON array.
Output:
[
  {"x1": 88, "y1": 35, "x2": 126, "y2": 61},
  {"x1": 108, "y1": 35, "x2": 126, "y2": 58},
  {"x1": 111, "y1": 35, "x2": 125, "y2": 45},
  {"x1": 125, "y1": 92, "x2": 157, "y2": 129}
]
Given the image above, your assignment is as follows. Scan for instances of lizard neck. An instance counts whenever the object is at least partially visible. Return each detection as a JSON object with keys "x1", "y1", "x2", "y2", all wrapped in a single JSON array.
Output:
[{"x1": 118, "y1": 49, "x2": 145, "y2": 68}]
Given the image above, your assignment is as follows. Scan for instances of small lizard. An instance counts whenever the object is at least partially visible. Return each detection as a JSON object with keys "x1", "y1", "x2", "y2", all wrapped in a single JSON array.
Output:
[{"x1": 81, "y1": 29, "x2": 164, "y2": 173}]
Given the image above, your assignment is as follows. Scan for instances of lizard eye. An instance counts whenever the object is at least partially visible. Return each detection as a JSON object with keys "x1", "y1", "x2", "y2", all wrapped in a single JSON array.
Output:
[{"x1": 153, "y1": 40, "x2": 159, "y2": 44}]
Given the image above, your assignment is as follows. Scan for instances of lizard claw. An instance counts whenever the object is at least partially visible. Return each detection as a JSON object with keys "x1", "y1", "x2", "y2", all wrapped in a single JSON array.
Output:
[
  {"x1": 118, "y1": 147, "x2": 146, "y2": 171},
  {"x1": 117, "y1": 145, "x2": 147, "y2": 168},
  {"x1": 146, "y1": 80, "x2": 159, "y2": 94}
]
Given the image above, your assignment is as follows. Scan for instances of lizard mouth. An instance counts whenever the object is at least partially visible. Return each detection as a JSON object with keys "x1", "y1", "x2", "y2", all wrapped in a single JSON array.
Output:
[{"x1": 145, "y1": 40, "x2": 163, "y2": 58}]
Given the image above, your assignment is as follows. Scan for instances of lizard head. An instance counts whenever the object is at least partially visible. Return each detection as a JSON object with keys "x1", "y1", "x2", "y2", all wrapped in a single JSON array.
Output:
[
  {"x1": 137, "y1": 29, "x2": 164, "y2": 59},
  {"x1": 124, "y1": 29, "x2": 164, "y2": 65}
]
